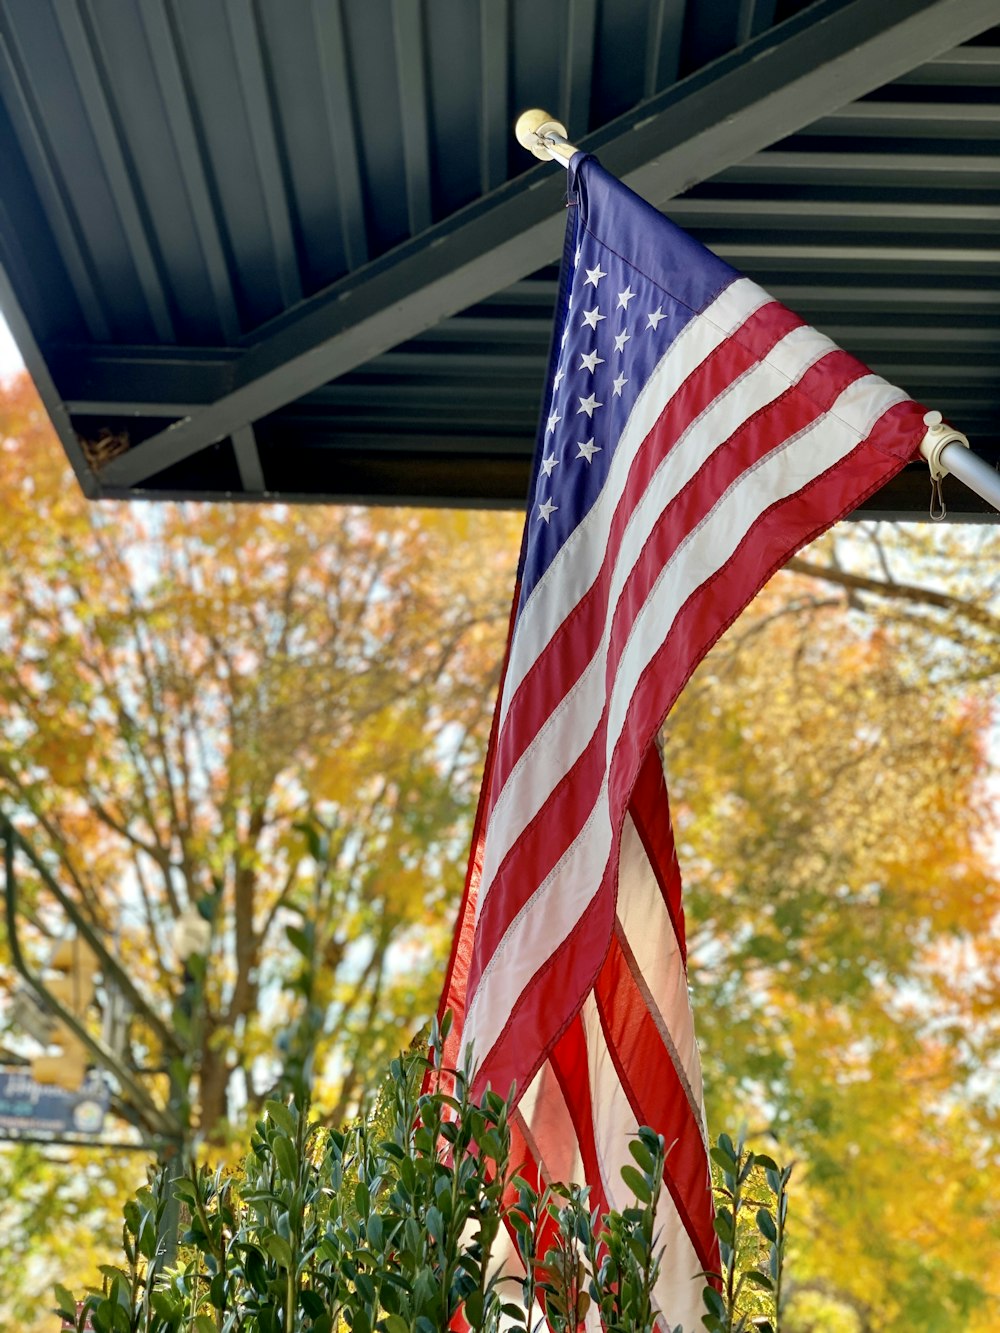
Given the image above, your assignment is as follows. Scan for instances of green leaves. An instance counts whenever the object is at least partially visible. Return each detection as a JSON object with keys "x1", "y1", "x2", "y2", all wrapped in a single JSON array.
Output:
[
  {"x1": 51, "y1": 1043, "x2": 795, "y2": 1333},
  {"x1": 701, "y1": 1132, "x2": 792, "y2": 1333}
]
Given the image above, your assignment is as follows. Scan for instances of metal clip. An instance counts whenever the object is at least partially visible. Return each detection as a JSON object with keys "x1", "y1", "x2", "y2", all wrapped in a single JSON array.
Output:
[{"x1": 929, "y1": 474, "x2": 947, "y2": 521}]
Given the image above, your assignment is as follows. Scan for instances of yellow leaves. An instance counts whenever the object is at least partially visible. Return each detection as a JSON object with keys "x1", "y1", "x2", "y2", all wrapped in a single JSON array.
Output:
[
  {"x1": 676, "y1": 526, "x2": 1000, "y2": 1329},
  {"x1": 31, "y1": 726, "x2": 94, "y2": 788}
]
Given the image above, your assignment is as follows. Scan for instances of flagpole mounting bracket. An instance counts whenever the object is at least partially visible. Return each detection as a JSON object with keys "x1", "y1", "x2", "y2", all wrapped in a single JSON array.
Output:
[
  {"x1": 515, "y1": 109, "x2": 578, "y2": 167},
  {"x1": 919, "y1": 410, "x2": 971, "y2": 520},
  {"x1": 920, "y1": 410, "x2": 969, "y2": 482}
]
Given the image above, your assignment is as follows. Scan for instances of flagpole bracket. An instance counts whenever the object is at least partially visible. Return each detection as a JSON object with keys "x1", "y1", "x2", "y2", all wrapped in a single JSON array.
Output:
[
  {"x1": 919, "y1": 410, "x2": 970, "y2": 521},
  {"x1": 920, "y1": 410, "x2": 969, "y2": 481},
  {"x1": 514, "y1": 109, "x2": 578, "y2": 167}
]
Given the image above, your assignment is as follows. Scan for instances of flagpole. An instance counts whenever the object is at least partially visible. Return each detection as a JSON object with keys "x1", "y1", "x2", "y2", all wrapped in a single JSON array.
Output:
[{"x1": 514, "y1": 108, "x2": 1000, "y2": 520}]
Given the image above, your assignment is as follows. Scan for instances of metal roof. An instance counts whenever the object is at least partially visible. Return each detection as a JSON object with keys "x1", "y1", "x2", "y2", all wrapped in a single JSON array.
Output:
[{"x1": 0, "y1": 0, "x2": 998, "y2": 520}]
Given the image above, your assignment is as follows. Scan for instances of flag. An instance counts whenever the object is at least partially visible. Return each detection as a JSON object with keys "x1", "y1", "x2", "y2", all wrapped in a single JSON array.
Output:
[{"x1": 435, "y1": 152, "x2": 927, "y2": 1328}]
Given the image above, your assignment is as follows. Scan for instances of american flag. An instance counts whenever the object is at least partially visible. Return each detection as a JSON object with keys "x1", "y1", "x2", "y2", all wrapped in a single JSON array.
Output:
[{"x1": 435, "y1": 154, "x2": 926, "y2": 1327}]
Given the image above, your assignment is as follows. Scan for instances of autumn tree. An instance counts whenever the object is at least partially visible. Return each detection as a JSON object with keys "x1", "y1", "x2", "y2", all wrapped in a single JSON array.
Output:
[
  {"x1": 0, "y1": 372, "x2": 521, "y2": 1141},
  {"x1": 669, "y1": 536, "x2": 1000, "y2": 1330}
]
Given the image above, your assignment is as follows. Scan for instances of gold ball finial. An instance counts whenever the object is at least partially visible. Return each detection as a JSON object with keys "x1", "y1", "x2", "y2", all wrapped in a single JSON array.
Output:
[{"x1": 515, "y1": 109, "x2": 569, "y2": 161}]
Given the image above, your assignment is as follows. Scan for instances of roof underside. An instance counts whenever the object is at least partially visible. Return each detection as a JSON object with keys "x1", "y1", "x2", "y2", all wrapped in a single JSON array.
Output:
[{"x1": 1, "y1": 0, "x2": 999, "y2": 520}]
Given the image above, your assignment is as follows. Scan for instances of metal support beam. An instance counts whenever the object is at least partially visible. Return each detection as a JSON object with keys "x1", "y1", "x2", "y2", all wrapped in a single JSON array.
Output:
[
  {"x1": 224, "y1": 0, "x2": 302, "y2": 309},
  {"x1": 392, "y1": 0, "x2": 432, "y2": 237},
  {"x1": 231, "y1": 423, "x2": 266, "y2": 492},
  {"x1": 53, "y1": 1, "x2": 176, "y2": 343},
  {"x1": 137, "y1": 0, "x2": 242, "y2": 344},
  {"x1": 97, "y1": 0, "x2": 1000, "y2": 490},
  {"x1": 479, "y1": 0, "x2": 509, "y2": 194},
  {"x1": 312, "y1": 0, "x2": 369, "y2": 270}
]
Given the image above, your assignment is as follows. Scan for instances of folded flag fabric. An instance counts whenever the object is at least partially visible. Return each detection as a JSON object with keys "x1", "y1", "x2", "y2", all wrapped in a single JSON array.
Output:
[{"x1": 434, "y1": 151, "x2": 927, "y2": 1328}]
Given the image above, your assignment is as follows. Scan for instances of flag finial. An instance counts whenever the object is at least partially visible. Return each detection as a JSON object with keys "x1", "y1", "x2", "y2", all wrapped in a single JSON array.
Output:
[{"x1": 514, "y1": 109, "x2": 577, "y2": 166}]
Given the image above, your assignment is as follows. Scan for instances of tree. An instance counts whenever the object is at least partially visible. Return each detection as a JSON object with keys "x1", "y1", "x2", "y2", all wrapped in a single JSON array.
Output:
[
  {"x1": 668, "y1": 549, "x2": 1000, "y2": 1329},
  {"x1": 0, "y1": 372, "x2": 521, "y2": 1140}
]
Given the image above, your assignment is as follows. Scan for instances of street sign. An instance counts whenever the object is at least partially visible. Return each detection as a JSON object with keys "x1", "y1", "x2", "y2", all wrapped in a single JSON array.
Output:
[{"x1": 0, "y1": 1066, "x2": 108, "y2": 1136}]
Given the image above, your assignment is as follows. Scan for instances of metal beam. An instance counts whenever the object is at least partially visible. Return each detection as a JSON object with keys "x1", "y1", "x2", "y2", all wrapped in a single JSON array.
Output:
[
  {"x1": 644, "y1": 0, "x2": 684, "y2": 97},
  {"x1": 392, "y1": 0, "x2": 432, "y2": 237},
  {"x1": 231, "y1": 423, "x2": 266, "y2": 492},
  {"x1": 137, "y1": 0, "x2": 242, "y2": 344},
  {"x1": 97, "y1": 0, "x2": 1000, "y2": 489},
  {"x1": 479, "y1": 0, "x2": 509, "y2": 194},
  {"x1": 0, "y1": 4, "x2": 110, "y2": 342},
  {"x1": 721, "y1": 149, "x2": 1000, "y2": 187},
  {"x1": 50, "y1": 344, "x2": 237, "y2": 413},
  {"x1": 666, "y1": 197, "x2": 1000, "y2": 233},
  {"x1": 312, "y1": 0, "x2": 368, "y2": 270},
  {"x1": 55, "y1": 1, "x2": 176, "y2": 343},
  {"x1": 810, "y1": 99, "x2": 1000, "y2": 136},
  {"x1": 224, "y1": 0, "x2": 302, "y2": 308},
  {"x1": 561, "y1": 0, "x2": 597, "y2": 139}
]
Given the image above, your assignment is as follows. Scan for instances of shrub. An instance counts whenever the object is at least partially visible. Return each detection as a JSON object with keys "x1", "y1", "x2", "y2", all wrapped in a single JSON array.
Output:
[{"x1": 55, "y1": 1040, "x2": 788, "y2": 1333}]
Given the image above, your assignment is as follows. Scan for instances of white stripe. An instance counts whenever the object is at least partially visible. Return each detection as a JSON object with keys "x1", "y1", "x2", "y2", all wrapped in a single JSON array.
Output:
[
  {"x1": 478, "y1": 321, "x2": 841, "y2": 911},
  {"x1": 580, "y1": 995, "x2": 706, "y2": 1333},
  {"x1": 517, "y1": 1059, "x2": 585, "y2": 1189},
  {"x1": 466, "y1": 377, "x2": 902, "y2": 1069},
  {"x1": 498, "y1": 278, "x2": 771, "y2": 727},
  {"x1": 616, "y1": 815, "x2": 705, "y2": 1118}
]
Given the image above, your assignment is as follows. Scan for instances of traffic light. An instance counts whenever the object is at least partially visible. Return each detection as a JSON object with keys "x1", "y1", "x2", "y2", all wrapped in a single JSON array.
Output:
[{"x1": 30, "y1": 934, "x2": 100, "y2": 1091}]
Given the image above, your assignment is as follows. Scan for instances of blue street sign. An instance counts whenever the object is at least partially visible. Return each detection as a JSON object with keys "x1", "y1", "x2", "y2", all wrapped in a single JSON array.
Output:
[{"x1": 0, "y1": 1067, "x2": 108, "y2": 1136}]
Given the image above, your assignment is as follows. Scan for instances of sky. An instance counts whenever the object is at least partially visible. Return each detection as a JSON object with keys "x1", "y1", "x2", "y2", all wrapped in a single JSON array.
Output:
[{"x1": 0, "y1": 309, "x2": 24, "y2": 379}]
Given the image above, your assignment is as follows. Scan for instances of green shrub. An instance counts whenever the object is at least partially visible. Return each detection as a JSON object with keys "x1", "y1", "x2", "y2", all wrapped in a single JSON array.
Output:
[{"x1": 55, "y1": 1035, "x2": 788, "y2": 1333}]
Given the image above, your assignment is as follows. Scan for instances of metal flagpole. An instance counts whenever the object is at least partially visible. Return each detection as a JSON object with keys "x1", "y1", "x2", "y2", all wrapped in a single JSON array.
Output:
[{"x1": 514, "y1": 109, "x2": 1000, "y2": 521}]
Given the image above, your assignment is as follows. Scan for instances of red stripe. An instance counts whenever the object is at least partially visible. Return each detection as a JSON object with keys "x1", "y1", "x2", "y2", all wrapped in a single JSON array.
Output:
[
  {"x1": 628, "y1": 747, "x2": 686, "y2": 964},
  {"x1": 490, "y1": 300, "x2": 803, "y2": 799},
  {"x1": 471, "y1": 348, "x2": 874, "y2": 985},
  {"x1": 594, "y1": 932, "x2": 718, "y2": 1275},
  {"x1": 471, "y1": 408, "x2": 920, "y2": 1102},
  {"x1": 548, "y1": 1020, "x2": 613, "y2": 1225}
]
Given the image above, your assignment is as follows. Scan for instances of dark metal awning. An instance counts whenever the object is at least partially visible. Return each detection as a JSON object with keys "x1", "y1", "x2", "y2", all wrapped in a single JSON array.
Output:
[{"x1": 0, "y1": 0, "x2": 998, "y2": 520}]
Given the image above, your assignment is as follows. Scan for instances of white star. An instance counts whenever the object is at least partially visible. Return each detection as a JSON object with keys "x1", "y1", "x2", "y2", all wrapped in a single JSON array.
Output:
[
  {"x1": 613, "y1": 329, "x2": 630, "y2": 354},
  {"x1": 617, "y1": 285, "x2": 636, "y2": 310},
  {"x1": 577, "y1": 392, "x2": 602, "y2": 418},
  {"x1": 584, "y1": 264, "x2": 607, "y2": 288},
  {"x1": 579, "y1": 348, "x2": 605, "y2": 374},
  {"x1": 575, "y1": 244, "x2": 582, "y2": 264},
  {"x1": 546, "y1": 410, "x2": 562, "y2": 434},
  {"x1": 576, "y1": 438, "x2": 601, "y2": 463},
  {"x1": 538, "y1": 498, "x2": 557, "y2": 523},
  {"x1": 554, "y1": 366, "x2": 565, "y2": 389},
  {"x1": 561, "y1": 326, "x2": 569, "y2": 348},
  {"x1": 581, "y1": 306, "x2": 605, "y2": 330},
  {"x1": 612, "y1": 373, "x2": 628, "y2": 396},
  {"x1": 540, "y1": 453, "x2": 559, "y2": 477},
  {"x1": 646, "y1": 307, "x2": 666, "y2": 330}
]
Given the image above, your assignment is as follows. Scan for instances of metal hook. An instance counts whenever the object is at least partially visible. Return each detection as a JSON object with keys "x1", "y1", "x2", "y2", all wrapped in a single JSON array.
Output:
[{"x1": 929, "y1": 475, "x2": 947, "y2": 522}]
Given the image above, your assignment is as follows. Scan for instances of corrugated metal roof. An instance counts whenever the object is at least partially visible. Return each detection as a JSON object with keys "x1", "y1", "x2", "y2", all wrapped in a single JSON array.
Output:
[{"x1": 0, "y1": 0, "x2": 997, "y2": 519}]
